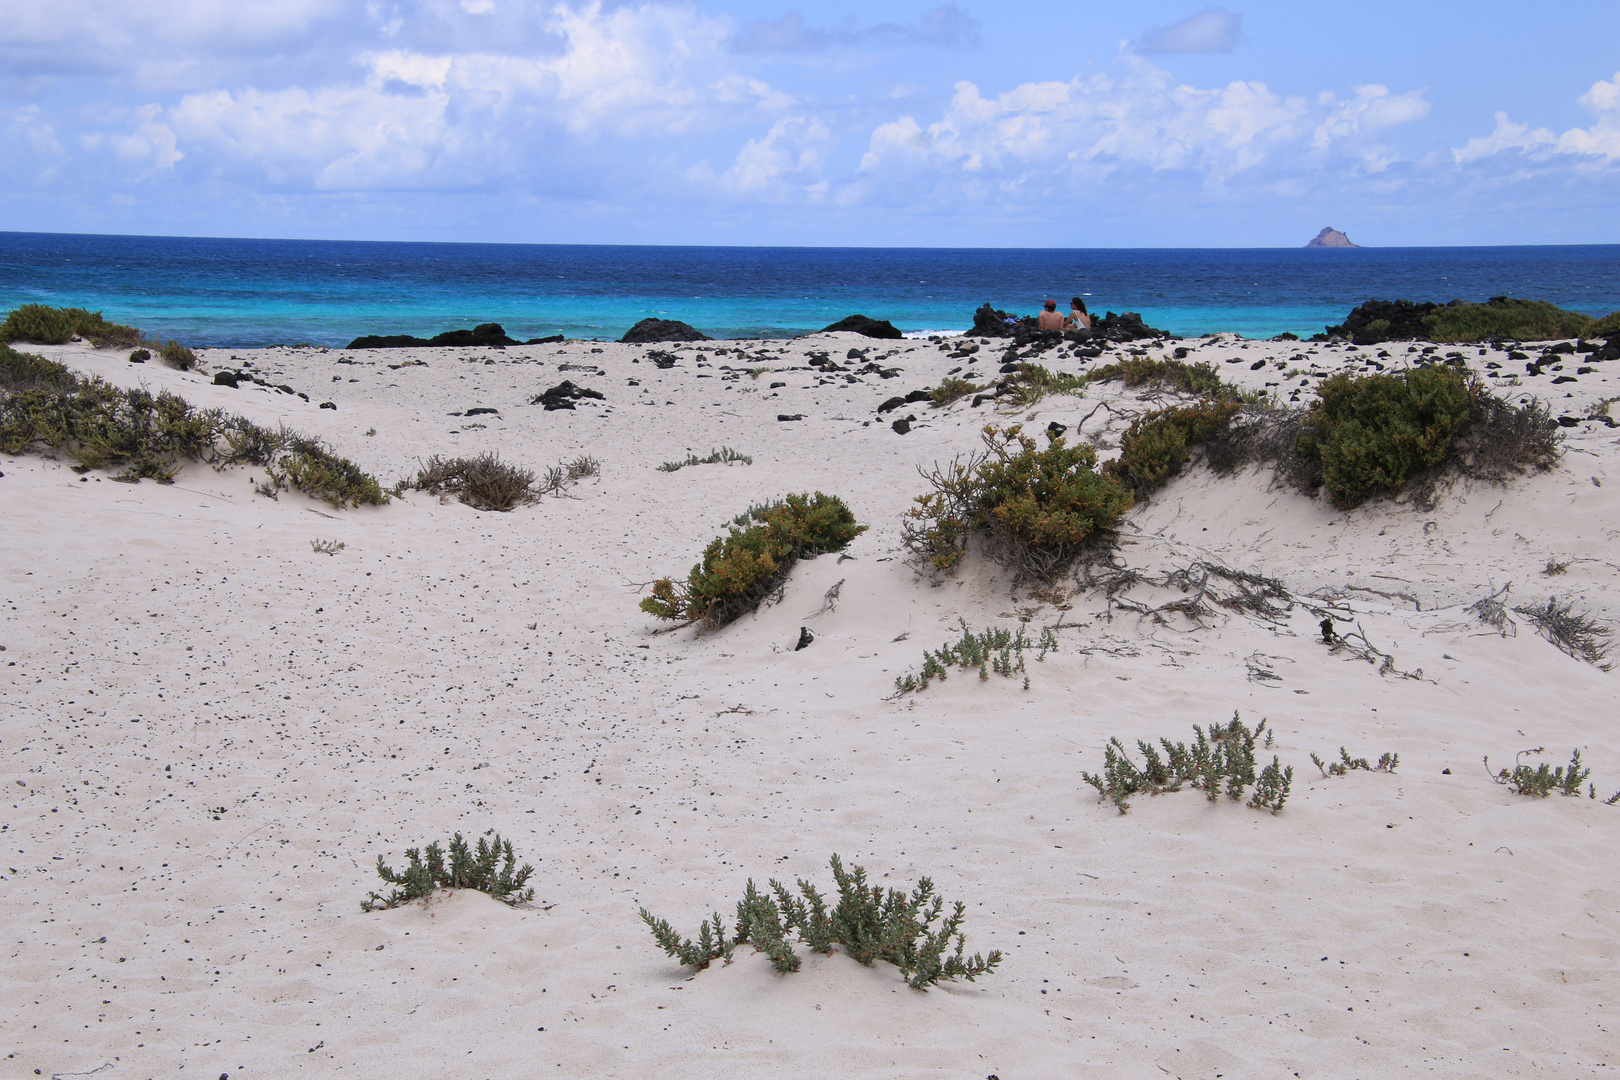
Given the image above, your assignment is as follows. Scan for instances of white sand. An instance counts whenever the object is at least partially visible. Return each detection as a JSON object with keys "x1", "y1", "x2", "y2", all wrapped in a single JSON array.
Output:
[{"x1": 3, "y1": 331, "x2": 1618, "y2": 1079}]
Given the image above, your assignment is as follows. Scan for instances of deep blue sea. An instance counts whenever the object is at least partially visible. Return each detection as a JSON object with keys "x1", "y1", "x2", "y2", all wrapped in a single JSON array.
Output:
[{"x1": 3, "y1": 231, "x2": 1618, "y2": 347}]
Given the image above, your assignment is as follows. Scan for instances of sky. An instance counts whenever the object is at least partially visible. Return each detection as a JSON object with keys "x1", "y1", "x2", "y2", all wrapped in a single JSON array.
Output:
[{"x1": 2, "y1": 0, "x2": 1618, "y2": 247}]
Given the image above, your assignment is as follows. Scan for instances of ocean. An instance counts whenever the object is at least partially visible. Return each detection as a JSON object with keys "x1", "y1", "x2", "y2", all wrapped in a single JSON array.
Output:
[{"x1": 2, "y1": 231, "x2": 1617, "y2": 347}]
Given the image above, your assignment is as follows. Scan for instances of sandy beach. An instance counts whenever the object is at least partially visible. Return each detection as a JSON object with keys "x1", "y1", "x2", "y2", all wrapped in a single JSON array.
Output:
[{"x1": 3, "y1": 329, "x2": 1618, "y2": 1079}]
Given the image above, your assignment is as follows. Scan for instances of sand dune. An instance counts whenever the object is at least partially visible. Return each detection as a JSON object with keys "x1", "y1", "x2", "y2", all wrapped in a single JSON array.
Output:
[{"x1": 3, "y1": 331, "x2": 1617, "y2": 1078}]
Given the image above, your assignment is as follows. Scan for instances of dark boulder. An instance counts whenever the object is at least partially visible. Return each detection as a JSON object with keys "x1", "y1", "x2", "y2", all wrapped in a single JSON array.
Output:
[
  {"x1": 1091, "y1": 311, "x2": 1168, "y2": 343},
  {"x1": 778, "y1": 413, "x2": 805, "y2": 421},
  {"x1": 971, "y1": 303, "x2": 1018, "y2": 338},
  {"x1": 891, "y1": 417, "x2": 912, "y2": 435},
  {"x1": 620, "y1": 318, "x2": 710, "y2": 344},
  {"x1": 795, "y1": 626, "x2": 815, "y2": 650},
  {"x1": 212, "y1": 371, "x2": 243, "y2": 387},
  {"x1": 821, "y1": 314, "x2": 903, "y2": 339},
  {"x1": 877, "y1": 396, "x2": 908, "y2": 414},
  {"x1": 903, "y1": 389, "x2": 932, "y2": 404},
  {"x1": 1323, "y1": 300, "x2": 1441, "y2": 345}
]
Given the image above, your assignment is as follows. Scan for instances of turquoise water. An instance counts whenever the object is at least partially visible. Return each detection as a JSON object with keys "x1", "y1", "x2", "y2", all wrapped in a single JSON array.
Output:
[{"x1": 3, "y1": 232, "x2": 1617, "y2": 347}]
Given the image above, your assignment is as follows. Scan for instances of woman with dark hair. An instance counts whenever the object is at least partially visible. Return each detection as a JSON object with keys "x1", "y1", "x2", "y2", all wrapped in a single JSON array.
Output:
[{"x1": 1067, "y1": 296, "x2": 1091, "y2": 330}]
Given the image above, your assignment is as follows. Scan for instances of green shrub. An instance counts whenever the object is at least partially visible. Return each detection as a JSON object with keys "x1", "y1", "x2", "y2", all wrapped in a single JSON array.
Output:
[
  {"x1": 0, "y1": 304, "x2": 143, "y2": 348},
  {"x1": 1590, "y1": 311, "x2": 1620, "y2": 336},
  {"x1": 361, "y1": 832, "x2": 535, "y2": 911},
  {"x1": 1081, "y1": 711, "x2": 1293, "y2": 815},
  {"x1": 1108, "y1": 400, "x2": 1242, "y2": 494},
  {"x1": 641, "y1": 492, "x2": 866, "y2": 628},
  {"x1": 1296, "y1": 365, "x2": 1472, "y2": 508},
  {"x1": 0, "y1": 346, "x2": 388, "y2": 505},
  {"x1": 639, "y1": 854, "x2": 1001, "y2": 990},
  {"x1": 903, "y1": 424, "x2": 1132, "y2": 577},
  {"x1": 159, "y1": 340, "x2": 198, "y2": 370},
  {"x1": 894, "y1": 618, "x2": 1057, "y2": 693},
  {"x1": 1424, "y1": 297, "x2": 1596, "y2": 343}
]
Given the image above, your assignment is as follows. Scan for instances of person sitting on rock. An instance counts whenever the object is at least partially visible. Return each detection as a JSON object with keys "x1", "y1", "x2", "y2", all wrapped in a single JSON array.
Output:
[
  {"x1": 1066, "y1": 297, "x2": 1092, "y2": 330},
  {"x1": 1037, "y1": 300, "x2": 1066, "y2": 332}
]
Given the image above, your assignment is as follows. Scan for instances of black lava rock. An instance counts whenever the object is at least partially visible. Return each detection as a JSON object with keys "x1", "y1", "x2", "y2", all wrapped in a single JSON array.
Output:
[
  {"x1": 347, "y1": 322, "x2": 520, "y2": 349},
  {"x1": 212, "y1": 371, "x2": 242, "y2": 387},
  {"x1": 1046, "y1": 422, "x2": 1068, "y2": 438},
  {"x1": 821, "y1": 314, "x2": 903, "y2": 339},
  {"x1": 129, "y1": 349, "x2": 150, "y2": 363},
  {"x1": 877, "y1": 396, "x2": 908, "y2": 414},
  {"x1": 1000, "y1": 362, "x2": 1021, "y2": 374},
  {"x1": 319, "y1": 401, "x2": 336, "y2": 410},
  {"x1": 1323, "y1": 300, "x2": 1441, "y2": 345},
  {"x1": 533, "y1": 380, "x2": 606, "y2": 410},
  {"x1": 971, "y1": 303, "x2": 1017, "y2": 338},
  {"x1": 1091, "y1": 311, "x2": 1168, "y2": 343},
  {"x1": 465, "y1": 407, "x2": 499, "y2": 416},
  {"x1": 795, "y1": 626, "x2": 815, "y2": 650},
  {"x1": 620, "y1": 318, "x2": 710, "y2": 343},
  {"x1": 1557, "y1": 415, "x2": 1581, "y2": 427},
  {"x1": 891, "y1": 417, "x2": 911, "y2": 434},
  {"x1": 778, "y1": 413, "x2": 805, "y2": 421},
  {"x1": 903, "y1": 389, "x2": 932, "y2": 404}
]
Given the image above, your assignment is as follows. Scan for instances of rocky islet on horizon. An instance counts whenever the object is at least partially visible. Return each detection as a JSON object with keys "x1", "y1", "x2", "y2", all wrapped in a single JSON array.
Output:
[{"x1": 1307, "y1": 227, "x2": 1359, "y2": 248}]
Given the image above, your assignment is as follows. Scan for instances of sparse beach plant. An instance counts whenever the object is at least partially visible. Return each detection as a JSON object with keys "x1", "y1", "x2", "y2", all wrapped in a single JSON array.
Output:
[
  {"x1": 310, "y1": 538, "x2": 345, "y2": 555},
  {"x1": 930, "y1": 376, "x2": 986, "y2": 408},
  {"x1": 640, "y1": 492, "x2": 866, "y2": 629},
  {"x1": 893, "y1": 618, "x2": 1056, "y2": 692},
  {"x1": 658, "y1": 446, "x2": 752, "y2": 471},
  {"x1": 1087, "y1": 356, "x2": 1245, "y2": 401},
  {"x1": 361, "y1": 832, "x2": 536, "y2": 911},
  {"x1": 994, "y1": 363, "x2": 1088, "y2": 410},
  {"x1": 1513, "y1": 596, "x2": 1614, "y2": 669},
  {"x1": 1081, "y1": 712, "x2": 1293, "y2": 815},
  {"x1": 1487, "y1": 748, "x2": 1593, "y2": 798},
  {"x1": 903, "y1": 425, "x2": 1132, "y2": 579},
  {"x1": 411, "y1": 453, "x2": 538, "y2": 511},
  {"x1": 639, "y1": 855, "x2": 1001, "y2": 990}
]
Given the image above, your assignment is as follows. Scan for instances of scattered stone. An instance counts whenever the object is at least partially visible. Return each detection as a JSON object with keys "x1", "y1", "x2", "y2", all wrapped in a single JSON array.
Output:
[
  {"x1": 903, "y1": 389, "x2": 932, "y2": 404},
  {"x1": 533, "y1": 380, "x2": 606, "y2": 410},
  {"x1": 1046, "y1": 422, "x2": 1068, "y2": 438},
  {"x1": 769, "y1": 381, "x2": 786, "y2": 389},
  {"x1": 891, "y1": 417, "x2": 911, "y2": 434},
  {"x1": 212, "y1": 371, "x2": 243, "y2": 387},
  {"x1": 1557, "y1": 415, "x2": 1581, "y2": 427},
  {"x1": 778, "y1": 414, "x2": 805, "y2": 422},
  {"x1": 621, "y1": 318, "x2": 710, "y2": 343},
  {"x1": 845, "y1": 348, "x2": 867, "y2": 360},
  {"x1": 647, "y1": 350, "x2": 678, "y2": 368},
  {"x1": 795, "y1": 626, "x2": 815, "y2": 650},
  {"x1": 821, "y1": 314, "x2": 903, "y2": 339},
  {"x1": 1552, "y1": 376, "x2": 1578, "y2": 384},
  {"x1": 465, "y1": 407, "x2": 499, "y2": 416},
  {"x1": 878, "y1": 396, "x2": 907, "y2": 414},
  {"x1": 319, "y1": 401, "x2": 336, "y2": 410},
  {"x1": 129, "y1": 349, "x2": 150, "y2": 363}
]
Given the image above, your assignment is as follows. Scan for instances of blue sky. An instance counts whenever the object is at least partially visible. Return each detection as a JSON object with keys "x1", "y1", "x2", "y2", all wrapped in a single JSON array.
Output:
[{"x1": 2, "y1": 0, "x2": 1617, "y2": 246}]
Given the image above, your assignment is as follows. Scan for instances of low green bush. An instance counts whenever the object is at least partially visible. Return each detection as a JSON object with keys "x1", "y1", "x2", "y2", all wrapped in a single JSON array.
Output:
[
  {"x1": 159, "y1": 340, "x2": 198, "y2": 370},
  {"x1": 0, "y1": 345, "x2": 388, "y2": 505},
  {"x1": 361, "y1": 832, "x2": 535, "y2": 911},
  {"x1": 1296, "y1": 365, "x2": 1472, "y2": 508},
  {"x1": 641, "y1": 492, "x2": 866, "y2": 628},
  {"x1": 639, "y1": 854, "x2": 1001, "y2": 990},
  {"x1": 903, "y1": 424, "x2": 1132, "y2": 577},
  {"x1": 1081, "y1": 712, "x2": 1293, "y2": 815},
  {"x1": 994, "y1": 363, "x2": 1087, "y2": 410},
  {"x1": 1107, "y1": 400, "x2": 1242, "y2": 494},
  {"x1": 1590, "y1": 311, "x2": 1620, "y2": 336},
  {"x1": 1424, "y1": 297, "x2": 1595, "y2": 343},
  {"x1": 0, "y1": 304, "x2": 143, "y2": 349}
]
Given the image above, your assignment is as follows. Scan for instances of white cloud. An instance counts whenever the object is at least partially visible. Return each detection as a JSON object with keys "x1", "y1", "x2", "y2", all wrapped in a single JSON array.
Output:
[
  {"x1": 1137, "y1": 7, "x2": 1242, "y2": 55},
  {"x1": 730, "y1": 3, "x2": 978, "y2": 54},
  {"x1": 858, "y1": 61, "x2": 1416, "y2": 189},
  {"x1": 722, "y1": 115, "x2": 830, "y2": 197},
  {"x1": 1453, "y1": 71, "x2": 1620, "y2": 165}
]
